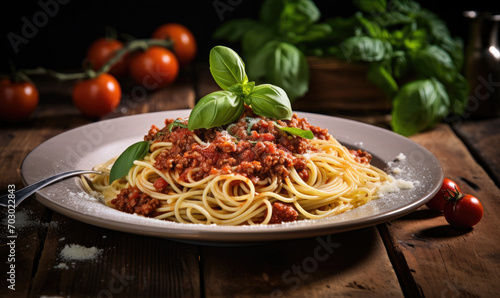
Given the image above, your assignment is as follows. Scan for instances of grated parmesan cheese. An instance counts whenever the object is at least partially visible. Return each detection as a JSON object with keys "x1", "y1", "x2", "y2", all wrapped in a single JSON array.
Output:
[
  {"x1": 378, "y1": 178, "x2": 415, "y2": 197},
  {"x1": 395, "y1": 153, "x2": 406, "y2": 161},
  {"x1": 392, "y1": 167, "x2": 402, "y2": 174},
  {"x1": 60, "y1": 244, "x2": 102, "y2": 261}
]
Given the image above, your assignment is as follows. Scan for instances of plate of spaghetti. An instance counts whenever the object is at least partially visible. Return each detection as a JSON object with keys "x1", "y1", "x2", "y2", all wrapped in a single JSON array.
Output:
[{"x1": 21, "y1": 108, "x2": 443, "y2": 243}]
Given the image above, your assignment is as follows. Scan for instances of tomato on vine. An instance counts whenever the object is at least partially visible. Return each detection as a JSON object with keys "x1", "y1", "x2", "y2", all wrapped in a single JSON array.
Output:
[
  {"x1": 72, "y1": 73, "x2": 121, "y2": 117},
  {"x1": 129, "y1": 46, "x2": 179, "y2": 89},
  {"x1": 0, "y1": 79, "x2": 39, "y2": 121},
  {"x1": 87, "y1": 38, "x2": 128, "y2": 77},
  {"x1": 443, "y1": 188, "x2": 483, "y2": 228},
  {"x1": 152, "y1": 23, "x2": 197, "y2": 66},
  {"x1": 426, "y1": 178, "x2": 461, "y2": 211}
]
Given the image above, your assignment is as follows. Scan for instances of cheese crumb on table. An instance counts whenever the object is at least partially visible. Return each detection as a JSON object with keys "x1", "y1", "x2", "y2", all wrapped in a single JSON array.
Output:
[{"x1": 60, "y1": 244, "x2": 102, "y2": 261}]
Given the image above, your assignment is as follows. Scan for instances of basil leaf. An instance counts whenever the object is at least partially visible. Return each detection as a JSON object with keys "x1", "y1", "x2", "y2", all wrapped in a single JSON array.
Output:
[
  {"x1": 280, "y1": 0, "x2": 320, "y2": 32},
  {"x1": 279, "y1": 126, "x2": 314, "y2": 140},
  {"x1": 168, "y1": 119, "x2": 188, "y2": 132},
  {"x1": 188, "y1": 91, "x2": 244, "y2": 130},
  {"x1": 248, "y1": 41, "x2": 309, "y2": 101},
  {"x1": 259, "y1": 0, "x2": 284, "y2": 25},
  {"x1": 246, "y1": 84, "x2": 292, "y2": 120},
  {"x1": 242, "y1": 24, "x2": 276, "y2": 56},
  {"x1": 391, "y1": 79, "x2": 449, "y2": 136},
  {"x1": 275, "y1": 123, "x2": 314, "y2": 140},
  {"x1": 340, "y1": 36, "x2": 389, "y2": 62},
  {"x1": 412, "y1": 45, "x2": 456, "y2": 83},
  {"x1": 109, "y1": 141, "x2": 150, "y2": 183},
  {"x1": 354, "y1": 0, "x2": 386, "y2": 13},
  {"x1": 367, "y1": 62, "x2": 398, "y2": 98},
  {"x1": 391, "y1": 0, "x2": 420, "y2": 14},
  {"x1": 210, "y1": 46, "x2": 248, "y2": 91},
  {"x1": 445, "y1": 73, "x2": 469, "y2": 115},
  {"x1": 212, "y1": 19, "x2": 260, "y2": 42}
]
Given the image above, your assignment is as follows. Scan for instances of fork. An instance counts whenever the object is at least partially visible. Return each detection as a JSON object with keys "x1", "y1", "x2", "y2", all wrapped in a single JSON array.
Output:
[{"x1": 0, "y1": 170, "x2": 101, "y2": 208}]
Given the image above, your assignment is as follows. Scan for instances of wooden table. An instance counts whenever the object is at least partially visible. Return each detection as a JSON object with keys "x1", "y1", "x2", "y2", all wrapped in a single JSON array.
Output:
[{"x1": 1, "y1": 65, "x2": 499, "y2": 297}]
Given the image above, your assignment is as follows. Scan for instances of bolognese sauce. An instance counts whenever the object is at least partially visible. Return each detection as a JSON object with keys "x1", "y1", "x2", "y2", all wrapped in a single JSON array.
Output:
[{"x1": 145, "y1": 106, "x2": 329, "y2": 184}]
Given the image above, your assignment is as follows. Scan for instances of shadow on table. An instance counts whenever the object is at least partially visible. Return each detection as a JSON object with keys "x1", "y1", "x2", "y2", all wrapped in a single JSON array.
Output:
[{"x1": 199, "y1": 227, "x2": 396, "y2": 296}]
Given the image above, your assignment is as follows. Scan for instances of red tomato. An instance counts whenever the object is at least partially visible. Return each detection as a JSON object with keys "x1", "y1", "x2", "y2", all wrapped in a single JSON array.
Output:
[
  {"x1": 87, "y1": 38, "x2": 128, "y2": 77},
  {"x1": 444, "y1": 193, "x2": 483, "y2": 228},
  {"x1": 152, "y1": 23, "x2": 197, "y2": 66},
  {"x1": 129, "y1": 46, "x2": 179, "y2": 89},
  {"x1": 0, "y1": 79, "x2": 39, "y2": 121},
  {"x1": 72, "y1": 73, "x2": 121, "y2": 117},
  {"x1": 426, "y1": 178, "x2": 461, "y2": 211}
]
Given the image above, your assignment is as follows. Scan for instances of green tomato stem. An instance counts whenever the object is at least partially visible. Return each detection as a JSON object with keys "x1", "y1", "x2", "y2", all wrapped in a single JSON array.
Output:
[
  {"x1": 19, "y1": 38, "x2": 174, "y2": 81},
  {"x1": 93, "y1": 38, "x2": 173, "y2": 77}
]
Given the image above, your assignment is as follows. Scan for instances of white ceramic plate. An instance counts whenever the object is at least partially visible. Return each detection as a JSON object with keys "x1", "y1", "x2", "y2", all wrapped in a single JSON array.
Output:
[{"x1": 21, "y1": 110, "x2": 443, "y2": 243}]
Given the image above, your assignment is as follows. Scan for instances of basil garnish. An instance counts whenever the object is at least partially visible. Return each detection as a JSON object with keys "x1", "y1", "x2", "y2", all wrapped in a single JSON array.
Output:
[
  {"x1": 245, "y1": 84, "x2": 292, "y2": 120},
  {"x1": 168, "y1": 119, "x2": 188, "y2": 132},
  {"x1": 188, "y1": 91, "x2": 244, "y2": 130},
  {"x1": 275, "y1": 123, "x2": 314, "y2": 139},
  {"x1": 210, "y1": 46, "x2": 248, "y2": 90},
  {"x1": 188, "y1": 46, "x2": 295, "y2": 130},
  {"x1": 109, "y1": 141, "x2": 150, "y2": 183}
]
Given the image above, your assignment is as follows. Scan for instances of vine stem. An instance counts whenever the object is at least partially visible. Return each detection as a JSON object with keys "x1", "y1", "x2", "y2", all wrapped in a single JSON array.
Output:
[{"x1": 20, "y1": 38, "x2": 174, "y2": 81}]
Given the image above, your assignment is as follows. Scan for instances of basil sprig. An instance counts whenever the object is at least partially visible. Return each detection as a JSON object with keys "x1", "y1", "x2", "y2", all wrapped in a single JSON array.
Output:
[
  {"x1": 275, "y1": 122, "x2": 314, "y2": 140},
  {"x1": 188, "y1": 46, "x2": 293, "y2": 130},
  {"x1": 188, "y1": 91, "x2": 244, "y2": 131},
  {"x1": 168, "y1": 119, "x2": 188, "y2": 132},
  {"x1": 109, "y1": 141, "x2": 150, "y2": 183}
]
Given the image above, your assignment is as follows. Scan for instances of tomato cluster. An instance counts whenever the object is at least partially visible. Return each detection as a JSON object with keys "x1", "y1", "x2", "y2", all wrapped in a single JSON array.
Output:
[
  {"x1": 426, "y1": 178, "x2": 483, "y2": 228},
  {"x1": 1, "y1": 23, "x2": 196, "y2": 120}
]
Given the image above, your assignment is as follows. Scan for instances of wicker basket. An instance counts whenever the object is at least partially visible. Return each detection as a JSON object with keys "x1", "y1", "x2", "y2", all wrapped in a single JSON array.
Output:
[{"x1": 292, "y1": 57, "x2": 391, "y2": 111}]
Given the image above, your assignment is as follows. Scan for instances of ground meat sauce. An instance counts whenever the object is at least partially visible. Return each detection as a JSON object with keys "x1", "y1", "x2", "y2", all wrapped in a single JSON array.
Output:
[
  {"x1": 111, "y1": 187, "x2": 160, "y2": 217},
  {"x1": 145, "y1": 106, "x2": 330, "y2": 184},
  {"x1": 349, "y1": 149, "x2": 372, "y2": 165},
  {"x1": 268, "y1": 202, "x2": 298, "y2": 224}
]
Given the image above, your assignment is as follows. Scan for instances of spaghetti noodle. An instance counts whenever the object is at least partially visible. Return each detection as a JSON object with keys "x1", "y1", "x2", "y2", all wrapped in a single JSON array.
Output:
[{"x1": 83, "y1": 107, "x2": 393, "y2": 225}]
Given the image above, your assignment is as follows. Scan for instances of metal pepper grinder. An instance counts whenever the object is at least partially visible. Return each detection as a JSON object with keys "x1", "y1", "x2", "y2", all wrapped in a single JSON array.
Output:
[{"x1": 463, "y1": 11, "x2": 500, "y2": 119}]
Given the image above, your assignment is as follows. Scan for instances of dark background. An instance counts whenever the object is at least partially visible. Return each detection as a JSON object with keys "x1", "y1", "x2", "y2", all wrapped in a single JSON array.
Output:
[{"x1": 0, "y1": 0, "x2": 497, "y2": 73}]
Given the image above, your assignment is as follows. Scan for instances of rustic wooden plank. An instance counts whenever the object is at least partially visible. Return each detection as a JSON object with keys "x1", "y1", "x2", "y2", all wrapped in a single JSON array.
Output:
[
  {"x1": 0, "y1": 200, "x2": 52, "y2": 296},
  {"x1": 29, "y1": 212, "x2": 201, "y2": 297},
  {"x1": 381, "y1": 124, "x2": 500, "y2": 297},
  {"x1": 0, "y1": 82, "x2": 86, "y2": 295},
  {"x1": 454, "y1": 118, "x2": 500, "y2": 186},
  {"x1": 202, "y1": 227, "x2": 403, "y2": 297}
]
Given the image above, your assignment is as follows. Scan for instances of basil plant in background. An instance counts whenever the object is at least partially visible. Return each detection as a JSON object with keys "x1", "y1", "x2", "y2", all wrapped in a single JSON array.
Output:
[{"x1": 213, "y1": 0, "x2": 469, "y2": 136}]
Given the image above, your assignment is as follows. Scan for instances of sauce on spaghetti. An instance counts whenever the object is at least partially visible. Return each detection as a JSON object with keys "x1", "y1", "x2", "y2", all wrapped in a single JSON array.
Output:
[
  {"x1": 111, "y1": 106, "x2": 374, "y2": 221},
  {"x1": 145, "y1": 106, "x2": 329, "y2": 184}
]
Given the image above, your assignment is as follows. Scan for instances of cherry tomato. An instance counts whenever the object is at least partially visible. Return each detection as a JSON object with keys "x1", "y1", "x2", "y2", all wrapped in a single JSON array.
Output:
[
  {"x1": 152, "y1": 23, "x2": 197, "y2": 66},
  {"x1": 72, "y1": 73, "x2": 121, "y2": 117},
  {"x1": 443, "y1": 193, "x2": 483, "y2": 228},
  {"x1": 129, "y1": 46, "x2": 179, "y2": 89},
  {"x1": 426, "y1": 178, "x2": 461, "y2": 211},
  {"x1": 87, "y1": 38, "x2": 128, "y2": 77},
  {"x1": 0, "y1": 79, "x2": 39, "y2": 121}
]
